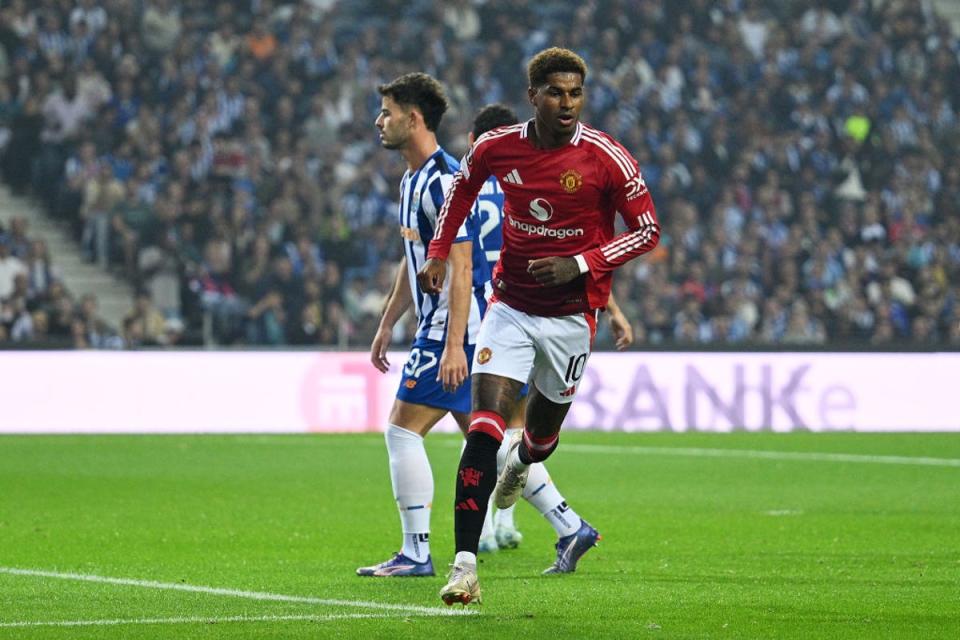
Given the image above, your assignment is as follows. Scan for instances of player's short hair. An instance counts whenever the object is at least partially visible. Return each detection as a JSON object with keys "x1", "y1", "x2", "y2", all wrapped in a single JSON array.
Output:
[
  {"x1": 472, "y1": 104, "x2": 518, "y2": 138},
  {"x1": 377, "y1": 72, "x2": 449, "y2": 132},
  {"x1": 527, "y1": 47, "x2": 588, "y2": 88}
]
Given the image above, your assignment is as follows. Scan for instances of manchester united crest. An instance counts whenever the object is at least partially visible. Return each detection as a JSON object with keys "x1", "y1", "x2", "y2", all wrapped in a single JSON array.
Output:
[
  {"x1": 477, "y1": 347, "x2": 492, "y2": 364},
  {"x1": 560, "y1": 169, "x2": 583, "y2": 193}
]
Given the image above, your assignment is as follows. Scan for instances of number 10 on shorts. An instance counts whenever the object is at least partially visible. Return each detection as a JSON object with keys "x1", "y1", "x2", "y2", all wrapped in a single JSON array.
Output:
[{"x1": 564, "y1": 353, "x2": 587, "y2": 383}]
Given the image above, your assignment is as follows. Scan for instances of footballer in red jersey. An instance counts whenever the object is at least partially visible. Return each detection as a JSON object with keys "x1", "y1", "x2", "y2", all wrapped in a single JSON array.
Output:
[
  {"x1": 425, "y1": 91, "x2": 659, "y2": 317},
  {"x1": 418, "y1": 47, "x2": 660, "y2": 606}
]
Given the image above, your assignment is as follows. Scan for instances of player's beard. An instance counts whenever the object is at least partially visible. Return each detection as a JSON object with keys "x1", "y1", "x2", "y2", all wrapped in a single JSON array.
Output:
[
  {"x1": 532, "y1": 105, "x2": 579, "y2": 146},
  {"x1": 380, "y1": 137, "x2": 405, "y2": 150},
  {"x1": 380, "y1": 127, "x2": 409, "y2": 150}
]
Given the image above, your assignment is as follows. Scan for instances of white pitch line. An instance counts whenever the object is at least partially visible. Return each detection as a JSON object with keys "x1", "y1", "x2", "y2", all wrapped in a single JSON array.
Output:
[
  {"x1": 0, "y1": 568, "x2": 476, "y2": 617},
  {"x1": 0, "y1": 613, "x2": 391, "y2": 629},
  {"x1": 559, "y1": 444, "x2": 960, "y2": 467}
]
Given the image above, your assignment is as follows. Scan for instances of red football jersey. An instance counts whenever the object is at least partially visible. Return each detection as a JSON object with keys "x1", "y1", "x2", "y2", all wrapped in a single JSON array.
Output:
[{"x1": 428, "y1": 120, "x2": 660, "y2": 316}]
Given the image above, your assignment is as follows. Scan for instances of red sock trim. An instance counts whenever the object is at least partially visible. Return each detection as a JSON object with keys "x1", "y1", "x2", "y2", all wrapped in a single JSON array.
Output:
[
  {"x1": 523, "y1": 428, "x2": 558, "y2": 452},
  {"x1": 468, "y1": 410, "x2": 506, "y2": 442}
]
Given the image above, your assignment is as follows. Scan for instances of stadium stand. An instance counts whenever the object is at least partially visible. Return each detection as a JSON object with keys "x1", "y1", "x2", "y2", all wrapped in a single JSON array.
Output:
[{"x1": 0, "y1": 0, "x2": 957, "y2": 348}]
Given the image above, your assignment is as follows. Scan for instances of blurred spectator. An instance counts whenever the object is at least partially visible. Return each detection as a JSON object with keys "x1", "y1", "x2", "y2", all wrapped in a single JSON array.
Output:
[
  {"x1": 141, "y1": 0, "x2": 181, "y2": 56},
  {"x1": 81, "y1": 163, "x2": 124, "y2": 266},
  {"x1": 4, "y1": 216, "x2": 31, "y2": 258},
  {"x1": 24, "y1": 238, "x2": 57, "y2": 299},
  {"x1": 70, "y1": 0, "x2": 107, "y2": 36},
  {"x1": 40, "y1": 73, "x2": 92, "y2": 147},
  {"x1": 123, "y1": 289, "x2": 168, "y2": 346},
  {"x1": 0, "y1": 238, "x2": 26, "y2": 300}
]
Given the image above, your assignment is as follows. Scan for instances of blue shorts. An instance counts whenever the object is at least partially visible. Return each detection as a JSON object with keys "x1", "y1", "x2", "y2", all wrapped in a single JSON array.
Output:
[{"x1": 395, "y1": 337, "x2": 475, "y2": 414}]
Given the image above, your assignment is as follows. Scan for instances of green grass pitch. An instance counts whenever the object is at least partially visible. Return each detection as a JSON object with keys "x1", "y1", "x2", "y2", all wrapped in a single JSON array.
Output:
[{"x1": 1, "y1": 432, "x2": 958, "y2": 639}]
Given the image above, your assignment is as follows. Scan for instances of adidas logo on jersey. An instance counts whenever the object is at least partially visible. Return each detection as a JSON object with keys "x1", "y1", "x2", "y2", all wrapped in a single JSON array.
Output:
[{"x1": 503, "y1": 168, "x2": 523, "y2": 185}]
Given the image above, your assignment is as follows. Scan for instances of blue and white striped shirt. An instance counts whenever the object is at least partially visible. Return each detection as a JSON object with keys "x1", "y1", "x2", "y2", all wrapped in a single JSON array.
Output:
[
  {"x1": 398, "y1": 147, "x2": 489, "y2": 343},
  {"x1": 474, "y1": 175, "x2": 505, "y2": 276}
]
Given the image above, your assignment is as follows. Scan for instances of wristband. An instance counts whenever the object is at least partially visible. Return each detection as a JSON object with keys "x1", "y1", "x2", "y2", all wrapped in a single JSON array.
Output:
[{"x1": 573, "y1": 254, "x2": 589, "y2": 274}]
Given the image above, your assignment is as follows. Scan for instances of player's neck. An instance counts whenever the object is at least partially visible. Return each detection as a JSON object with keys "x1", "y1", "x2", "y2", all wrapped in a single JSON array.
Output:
[
  {"x1": 531, "y1": 118, "x2": 574, "y2": 149},
  {"x1": 401, "y1": 132, "x2": 439, "y2": 172}
]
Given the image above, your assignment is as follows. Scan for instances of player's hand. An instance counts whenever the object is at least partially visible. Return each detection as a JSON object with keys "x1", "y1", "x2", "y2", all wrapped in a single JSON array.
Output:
[
  {"x1": 438, "y1": 345, "x2": 468, "y2": 393},
  {"x1": 527, "y1": 256, "x2": 580, "y2": 287},
  {"x1": 370, "y1": 326, "x2": 392, "y2": 373},
  {"x1": 417, "y1": 258, "x2": 447, "y2": 294},
  {"x1": 608, "y1": 307, "x2": 634, "y2": 350}
]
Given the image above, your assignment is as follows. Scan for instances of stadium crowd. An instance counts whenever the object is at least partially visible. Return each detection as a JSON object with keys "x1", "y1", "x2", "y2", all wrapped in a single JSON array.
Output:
[{"x1": 0, "y1": 0, "x2": 958, "y2": 348}]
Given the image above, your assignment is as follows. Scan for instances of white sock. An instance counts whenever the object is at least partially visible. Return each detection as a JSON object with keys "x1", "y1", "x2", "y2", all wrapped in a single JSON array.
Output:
[
  {"x1": 491, "y1": 428, "x2": 522, "y2": 531},
  {"x1": 522, "y1": 464, "x2": 582, "y2": 538},
  {"x1": 386, "y1": 424, "x2": 433, "y2": 562},
  {"x1": 403, "y1": 533, "x2": 430, "y2": 563},
  {"x1": 497, "y1": 428, "x2": 521, "y2": 474},
  {"x1": 464, "y1": 439, "x2": 497, "y2": 539},
  {"x1": 492, "y1": 428, "x2": 518, "y2": 531},
  {"x1": 494, "y1": 503, "x2": 516, "y2": 529},
  {"x1": 506, "y1": 444, "x2": 528, "y2": 472},
  {"x1": 455, "y1": 551, "x2": 477, "y2": 567}
]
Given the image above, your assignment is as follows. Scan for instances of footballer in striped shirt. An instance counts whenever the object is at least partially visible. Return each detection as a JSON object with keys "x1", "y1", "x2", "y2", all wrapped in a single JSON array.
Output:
[{"x1": 356, "y1": 72, "x2": 489, "y2": 579}]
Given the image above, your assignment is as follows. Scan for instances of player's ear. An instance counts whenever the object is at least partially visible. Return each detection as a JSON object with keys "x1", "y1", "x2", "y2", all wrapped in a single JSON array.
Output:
[
  {"x1": 528, "y1": 86, "x2": 537, "y2": 106},
  {"x1": 467, "y1": 132, "x2": 475, "y2": 146},
  {"x1": 405, "y1": 106, "x2": 420, "y2": 131}
]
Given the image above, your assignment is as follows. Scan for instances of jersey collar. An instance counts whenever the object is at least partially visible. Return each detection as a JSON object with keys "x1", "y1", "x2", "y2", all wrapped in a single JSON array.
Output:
[
  {"x1": 406, "y1": 146, "x2": 443, "y2": 177},
  {"x1": 520, "y1": 120, "x2": 584, "y2": 146}
]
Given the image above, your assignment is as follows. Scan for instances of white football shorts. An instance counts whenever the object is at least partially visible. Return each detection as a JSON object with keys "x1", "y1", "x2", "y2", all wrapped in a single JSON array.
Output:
[{"x1": 472, "y1": 301, "x2": 597, "y2": 404}]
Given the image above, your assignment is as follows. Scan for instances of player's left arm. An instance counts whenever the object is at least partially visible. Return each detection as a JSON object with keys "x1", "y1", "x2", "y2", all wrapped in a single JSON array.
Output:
[
  {"x1": 421, "y1": 171, "x2": 473, "y2": 392},
  {"x1": 578, "y1": 148, "x2": 661, "y2": 277},
  {"x1": 438, "y1": 239, "x2": 471, "y2": 392},
  {"x1": 527, "y1": 198, "x2": 659, "y2": 286},
  {"x1": 528, "y1": 145, "x2": 660, "y2": 287}
]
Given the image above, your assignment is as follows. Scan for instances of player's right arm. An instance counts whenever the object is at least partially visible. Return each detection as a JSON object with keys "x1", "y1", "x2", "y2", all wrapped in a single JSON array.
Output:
[
  {"x1": 371, "y1": 256, "x2": 412, "y2": 373},
  {"x1": 418, "y1": 140, "x2": 493, "y2": 293}
]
